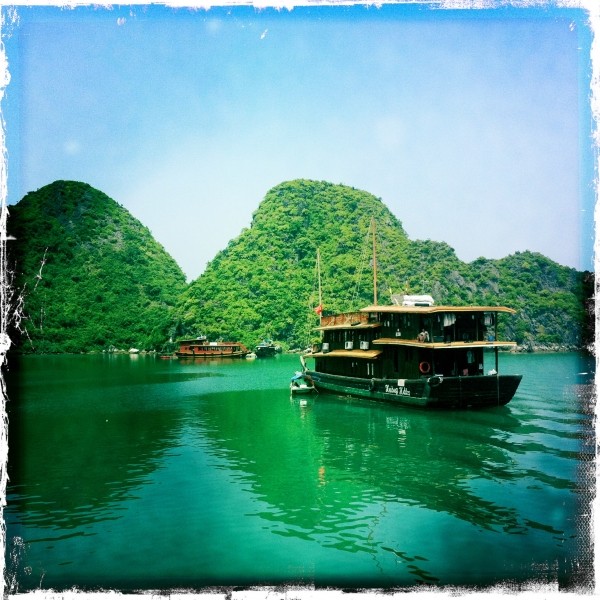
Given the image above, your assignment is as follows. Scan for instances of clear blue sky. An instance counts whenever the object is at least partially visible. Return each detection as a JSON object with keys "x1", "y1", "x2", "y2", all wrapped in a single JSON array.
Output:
[{"x1": 2, "y1": 3, "x2": 595, "y2": 281}]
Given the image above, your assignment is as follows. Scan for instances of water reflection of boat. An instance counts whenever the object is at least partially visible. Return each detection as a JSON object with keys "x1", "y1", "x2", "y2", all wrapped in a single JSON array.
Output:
[
  {"x1": 290, "y1": 372, "x2": 316, "y2": 395},
  {"x1": 194, "y1": 386, "x2": 530, "y2": 557}
]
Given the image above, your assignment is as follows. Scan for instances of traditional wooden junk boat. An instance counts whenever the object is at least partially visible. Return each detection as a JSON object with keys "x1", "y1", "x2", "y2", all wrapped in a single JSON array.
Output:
[
  {"x1": 176, "y1": 336, "x2": 249, "y2": 359},
  {"x1": 300, "y1": 222, "x2": 522, "y2": 409},
  {"x1": 302, "y1": 295, "x2": 522, "y2": 409}
]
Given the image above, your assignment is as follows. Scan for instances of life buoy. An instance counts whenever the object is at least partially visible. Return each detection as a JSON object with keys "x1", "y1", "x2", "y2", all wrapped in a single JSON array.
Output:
[{"x1": 419, "y1": 361, "x2": 431, "y2": 374}]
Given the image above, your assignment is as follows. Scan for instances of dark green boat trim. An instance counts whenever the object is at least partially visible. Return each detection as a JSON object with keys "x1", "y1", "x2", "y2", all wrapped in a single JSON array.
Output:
[{"x1": 305, "y1": 370, "x2": 522, "y2": 409}]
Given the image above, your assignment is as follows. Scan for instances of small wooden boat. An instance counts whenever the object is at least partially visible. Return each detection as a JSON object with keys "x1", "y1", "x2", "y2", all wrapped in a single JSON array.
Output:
[
  {"x1": 176, "y1": 335, "x2": 249, "y2": 359},
  {"x1": 290, "y1": 372, "x2": 316, "y2": 395}
]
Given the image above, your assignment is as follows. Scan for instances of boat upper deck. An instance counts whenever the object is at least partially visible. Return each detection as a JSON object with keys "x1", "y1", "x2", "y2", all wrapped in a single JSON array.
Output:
[
  {"x1": 314, "y1": 303, "x2": 518, "y2": 350},
  {"x1": 372, "y1": 338, "x2": 517, "y2": 349}
]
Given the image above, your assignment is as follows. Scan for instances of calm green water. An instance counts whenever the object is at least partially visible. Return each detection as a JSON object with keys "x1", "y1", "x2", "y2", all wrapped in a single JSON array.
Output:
[{"x1": 4, "y1": 352, "x2": 595, "y2": 592}]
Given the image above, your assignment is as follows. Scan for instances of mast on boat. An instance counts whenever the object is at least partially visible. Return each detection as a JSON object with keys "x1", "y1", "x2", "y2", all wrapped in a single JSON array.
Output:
[
  {"x1": 317, "y1": 247, "x2": 323, "y2": 313},
  {"x1": 371, "y1": 217, "x2": 378, "y2": 306}
]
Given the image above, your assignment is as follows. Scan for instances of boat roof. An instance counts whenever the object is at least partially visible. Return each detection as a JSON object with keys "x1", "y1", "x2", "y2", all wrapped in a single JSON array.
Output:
[
  {"x1": 373, "y1": 338, "x2": 517, "y2": 349},
  {"x1": 360, "y1": 304, "x2": 517, "y2": 315},
  {"x1": 308, "y1": 349, "x2": 383, "y2": 360},
  {"x1": 177, "y1": 339, "x2": 243, "y2": 345}
]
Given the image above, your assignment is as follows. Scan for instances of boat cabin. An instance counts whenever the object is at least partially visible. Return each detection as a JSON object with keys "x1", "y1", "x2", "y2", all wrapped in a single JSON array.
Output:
[
  {"x1": 176, "y1": 337, "x2": 249, "y2": 358},
  {"x1": 312, "y1": 302, "x2": 516, "y2": 381}
]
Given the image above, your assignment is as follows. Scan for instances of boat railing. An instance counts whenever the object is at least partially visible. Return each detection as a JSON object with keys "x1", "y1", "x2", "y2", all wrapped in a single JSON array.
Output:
[{"x1": 320, "y1": 311, "x2": 370, "y2": 328}]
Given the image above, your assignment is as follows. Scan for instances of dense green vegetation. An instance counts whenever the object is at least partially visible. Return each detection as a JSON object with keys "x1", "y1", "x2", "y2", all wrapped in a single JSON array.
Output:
[
  {"x1": 8, "y1": 178, "x2": 593, "y2": 354},
  {"x1": 8, "y1": 181, "x2": 187, "y2": 353},
  {"x1": 177, "y1": 179, "x2": 593, "y2": 351},
  {"x1": 175, "y1": 180, "x2": 411, "y2": 348}
]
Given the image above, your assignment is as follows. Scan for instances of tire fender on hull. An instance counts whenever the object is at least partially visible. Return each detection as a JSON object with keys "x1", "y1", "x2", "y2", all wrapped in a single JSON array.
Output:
[{"x1": 428, "y1": 375, "x2": 443, "y2": 387}]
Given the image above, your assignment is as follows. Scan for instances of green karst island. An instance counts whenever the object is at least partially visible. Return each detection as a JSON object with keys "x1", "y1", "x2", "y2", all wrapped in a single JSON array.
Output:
[{"x1": 8, "y1": 179, "x2": 593, "y2": 354}]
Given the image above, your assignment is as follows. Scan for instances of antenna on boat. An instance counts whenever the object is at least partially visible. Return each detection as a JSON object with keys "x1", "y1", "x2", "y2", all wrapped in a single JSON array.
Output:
[{"x1": 371, "y1": 217, "x2": 378, "y2": 305}]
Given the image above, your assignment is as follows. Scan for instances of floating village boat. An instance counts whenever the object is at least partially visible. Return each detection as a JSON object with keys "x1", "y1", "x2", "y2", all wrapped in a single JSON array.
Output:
[
  {"x1": 176, "y1": 336, "x2": 249, "y2": 359},
  {"x1": 255, "y1": 339, "x2": 282, "y2": 357},
  {"x1": 299, "y1": 223, "x2": 522, "y2": 409}
]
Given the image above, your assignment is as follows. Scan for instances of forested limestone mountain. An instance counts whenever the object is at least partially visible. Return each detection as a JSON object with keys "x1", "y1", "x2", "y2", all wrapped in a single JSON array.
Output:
[
  {"x1": 176, "y1": 179, "x2": 593, "y2": 351},
  {"x1": 176, "y1": 180, "x2": 410, "y2": 348},
  {"x1": 8, "y1": 180, "x2": 187, "y2": 353},
  {"x1": 7, "y1": 178, "x2": 592, "y2": 354}
]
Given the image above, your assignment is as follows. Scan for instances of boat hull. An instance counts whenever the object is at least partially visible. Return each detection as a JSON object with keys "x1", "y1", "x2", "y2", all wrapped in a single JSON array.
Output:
[
  {"x1": 305, "y1": 370, "x2": 522, "y2": 409},
  {"x1": 290, "y1": 384, "x2": 316, "y2": 395}
]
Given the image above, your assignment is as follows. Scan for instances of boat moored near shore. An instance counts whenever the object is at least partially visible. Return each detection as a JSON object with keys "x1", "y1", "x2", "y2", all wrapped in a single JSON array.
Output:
[
  {"x1": 176, "y1": 335, "x2": 250, "y2": 359},
  {"x1": 255, "y1": 339, "x2": 282, "y2": 357}
]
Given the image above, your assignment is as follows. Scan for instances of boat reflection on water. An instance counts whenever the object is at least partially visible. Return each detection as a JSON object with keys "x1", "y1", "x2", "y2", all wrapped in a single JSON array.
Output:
[
  {"x1": 198, "y1": 388, "x2": 529, "y2": 538},
  {"x1": 200, "y1": 384, "x2": 591, "y2": 586}
]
